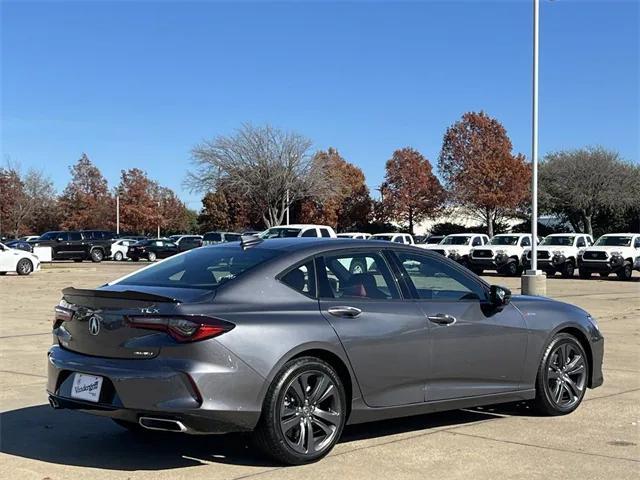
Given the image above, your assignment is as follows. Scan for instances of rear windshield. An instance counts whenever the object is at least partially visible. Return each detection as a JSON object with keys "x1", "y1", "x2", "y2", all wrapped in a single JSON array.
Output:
[{"x1": 116, "y1": 246, "x2": 282, "y2": 289}]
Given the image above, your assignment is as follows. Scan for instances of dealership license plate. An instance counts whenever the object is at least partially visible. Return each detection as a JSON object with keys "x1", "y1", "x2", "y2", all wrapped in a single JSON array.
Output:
[{"x1": 70, "y1": 373, "x2": 103, "y2": 403}]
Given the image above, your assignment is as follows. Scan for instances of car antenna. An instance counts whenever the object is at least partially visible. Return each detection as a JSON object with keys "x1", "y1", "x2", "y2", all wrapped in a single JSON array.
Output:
[{"x1": 240, "y1": 234, "x2": 263, "y2": 250}]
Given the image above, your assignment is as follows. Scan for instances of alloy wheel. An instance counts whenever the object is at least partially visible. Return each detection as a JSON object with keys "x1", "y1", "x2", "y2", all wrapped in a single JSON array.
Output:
[
  {"x1": 17, "y1": 259, "x2": 32, "y2": 275},
  {"x1": 545, "y1": 342, "x2": 586, "y2": 409},
  {"x1": 279, "y1": 370, "x2": 342, "y2": 455}
]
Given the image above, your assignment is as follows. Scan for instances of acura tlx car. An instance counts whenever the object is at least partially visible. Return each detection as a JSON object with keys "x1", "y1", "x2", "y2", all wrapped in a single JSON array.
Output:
[{"x1": 47, "y1": 237, "x2": 604, "y2": 465}]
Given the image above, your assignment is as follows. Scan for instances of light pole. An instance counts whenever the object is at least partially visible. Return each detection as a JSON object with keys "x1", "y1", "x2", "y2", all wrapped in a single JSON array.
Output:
[
  {"x1": 522, "y1": 0, "x2": 547, "y2": 295},
  {"x1": 157, "y1": 201, "x2": 161, "y2": 238},
  {"x1": 116, "y1": 195, "x2": 120, "y2": 235}
]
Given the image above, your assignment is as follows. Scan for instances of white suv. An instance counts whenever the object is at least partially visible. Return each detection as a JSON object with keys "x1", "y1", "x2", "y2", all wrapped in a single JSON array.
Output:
[
  {"x1": 469, "y1": 233, "x2": 536, "y2": 276},
  {"x1": 578, "y1": 233, "x2": 640, "y2": 280},
  {"x1": 260, "y1": 224, "x2": 337, "y2": 239},
  {"x1": 419, "y1": 233, "x2": 490, "y2": 269},
  {"x1": 370, "y1": 233, "x2": 414, "y2": 245},
  {"x1": 522, "y1": 233, "x2": 593, "y2": 278}
]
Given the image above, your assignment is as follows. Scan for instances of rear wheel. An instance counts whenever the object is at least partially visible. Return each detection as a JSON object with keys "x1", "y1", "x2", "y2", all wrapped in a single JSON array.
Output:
[
  {"x1": 254, "y1": 357, "x2": 346, "y2": 465},
  {"x1": 561, "y1": 260, "x2": 575, "y2": 279},
  {"x1": 16, "y1": 258, "x2": 33, "y2": 276},
  {"x1": 90, "y1": 249, "x2": 104, "y2": 263},
  {"x1": 534, "y1": 333, "x2": 588, "y2": 416},
  {"x1": 616, "y1": 262, "x2": 633, "y2": 281},
  {"x1": 113, "y1": 251, "x2": 124, "y2": 261},
  {"x1": 148, "y1": 251, "x2": 157, "y2": 262}
]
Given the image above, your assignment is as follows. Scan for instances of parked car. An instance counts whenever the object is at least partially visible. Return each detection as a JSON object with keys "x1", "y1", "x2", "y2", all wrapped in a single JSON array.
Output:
[
  {"x1": 370, "y1": 233, "x2": 415, "y2": 244},
  {"x1": 202, "y1": 231, "x2": 242, "y2": 245},
  {"x1": 260, "y1": 224, "x2": 337, "y2": 239},
  {"x1": 0, "y1": 242, "x2": 41, "y2": 275},
  {"x1": 419, "y1": 233, "x2": 490, "y2": 268},
  {"x1": 29, "y1": 230, "x2": 113, "y2": 262},
  {"x1": 336, "y1": 232, "x2": 371, "y2": 239},
  {"x1": 127, "y1": 238, "x2": 179, "y2": 262},
  {"x1": 5, "y1": 239, "x2": 33, "y2": 252},
  {"x1": 110, "y1": 239, "x2": 138, "y2": 261},
  {"x1": 47, "y1": 238, "x2": 604, "y2": 465},
  {"x1": 170, "y1": 235, "x2": 203, "y2": 252},
  {"x1": 522, "y1": 233, "x2": 593, "y2": 278},
  {"x1": 577, "y1": 233, "x2": 640, "y2": 280},
  {"x1": 469, "y1": 233, "x2": 536, "y2": 276}
]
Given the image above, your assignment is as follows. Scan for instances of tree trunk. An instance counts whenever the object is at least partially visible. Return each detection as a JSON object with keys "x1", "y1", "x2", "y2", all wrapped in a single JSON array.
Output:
[
  {"x1": 408, "y1": 209, "x2": 414, "y2": 236},
  {"x1": 486, "y1": 208, "x2": 494, "y2": 237},
  {"x1": 581, "y1": 210, "x2": 593, "y2": 237}
]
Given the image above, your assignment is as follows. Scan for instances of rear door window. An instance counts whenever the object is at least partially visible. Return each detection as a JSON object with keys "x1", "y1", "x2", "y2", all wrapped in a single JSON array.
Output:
[
  {"x1": 280, "y1": 260, "x2": 316, "y2": 297},
  {"x1": 320, "y1": 228, "x2": 332, "y2": 238},
  {"x1": 68, "y1": 232, "x2": 82, "y2": 241},
  {"x1": 301, "y1": 229, "x2": 318, "y2": 237}
]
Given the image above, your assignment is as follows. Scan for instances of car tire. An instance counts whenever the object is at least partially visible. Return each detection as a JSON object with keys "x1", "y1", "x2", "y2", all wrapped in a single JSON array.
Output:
[
  {"x1": 253, "y1": 356, "x2": 347, "y2": 465},
  {"x1": 90, "y1": 249, "x2": 104, "y2": 263},
  {"x1": 533, "y1": 333, "x2": 589, "y2": 416},
  {"x1": 349, "y1": 258, "x2": 367, "y2": 274},
  {"x1": 114, "y1": 251, "x2": 124, "y2": 261},
  {"x1": 0, "y1": 272, "x2": 6, "y2": 275},
  {"x1": 578, "y1": 269, "x2": 591, "y2": 279},
  {"x1": 561, "y1": 260, "x2": 575, "y2": 279},
  {"x1": 503, "y1": 260, "x2": 519, "y2": 277},
  {"x1": 16, "y1": 258, "x2": 33, "y2": 276},
  {"x1": 148, "y1": 251, "x2": 157, "y2": 262},
  {"x1": 616, "y1": 262, "x2": 633, "y2": 281}
]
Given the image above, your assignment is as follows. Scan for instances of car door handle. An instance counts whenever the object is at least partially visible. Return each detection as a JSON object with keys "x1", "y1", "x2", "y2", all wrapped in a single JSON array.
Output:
[
  {"x1": 427, "y1": 314, "x2": 457, "y2": 326},
  {"x1": 328, "y1": 306, "x2": 362, "y2": 318}
]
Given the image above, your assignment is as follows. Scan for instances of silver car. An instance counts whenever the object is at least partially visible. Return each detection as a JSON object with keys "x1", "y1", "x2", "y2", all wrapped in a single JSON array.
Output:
[{"x1": 47, "y1": 237, "x2": 604, "y2": 464}]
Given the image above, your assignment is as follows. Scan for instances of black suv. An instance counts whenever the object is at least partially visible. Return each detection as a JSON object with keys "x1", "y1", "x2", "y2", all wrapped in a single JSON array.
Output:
[{"x1": 30, "y1": 230, "x2": 114, "y2": 262}]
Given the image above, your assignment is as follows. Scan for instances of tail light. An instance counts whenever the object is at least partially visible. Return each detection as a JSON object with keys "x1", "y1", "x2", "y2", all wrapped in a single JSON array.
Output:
[
  {"x1": 54, "y1": 305, "x2": 74, "y2": 328},
  {"x1": 125, "y1": 315, "x2": 234, "y2": 342}
]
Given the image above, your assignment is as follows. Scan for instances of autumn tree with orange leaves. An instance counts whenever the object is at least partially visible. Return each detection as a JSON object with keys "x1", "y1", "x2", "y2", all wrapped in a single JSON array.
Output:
[
  {"x1": 298, "y1": 148, "x2": 372, "y2": 230},
  {"x1": 438, "y1": 111, "x2": 531, "y2": 237},
  {"x1": 58, "y1": 154, "x2": 114, "y2": 230},
  {"x1": 382, "y1": 148, "x2": 445, "y2": 235}
]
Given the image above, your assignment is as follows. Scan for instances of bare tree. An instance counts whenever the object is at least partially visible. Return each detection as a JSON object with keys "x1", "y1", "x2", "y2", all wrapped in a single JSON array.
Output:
[
  {"x1": 539, "y1": 147, "x2": 639, "y2": 236},
  {"x1": 186, "y1": 124, "x2": 332, "y2": 227}
]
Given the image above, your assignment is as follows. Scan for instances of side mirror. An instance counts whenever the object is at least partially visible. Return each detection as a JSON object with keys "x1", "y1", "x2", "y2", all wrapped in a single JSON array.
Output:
[{"x1": 490, "y1": 285, "x2": 511, "y2": 308}]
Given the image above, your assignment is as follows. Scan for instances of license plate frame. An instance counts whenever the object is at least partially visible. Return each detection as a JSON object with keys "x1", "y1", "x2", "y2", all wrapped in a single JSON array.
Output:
[{"x1": 70, "y1": 373, "x2": 103, "y2": 403}]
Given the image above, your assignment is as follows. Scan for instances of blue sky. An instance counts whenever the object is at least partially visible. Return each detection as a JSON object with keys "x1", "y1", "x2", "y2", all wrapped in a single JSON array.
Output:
[{"x1": 2, "y1": 0, "x2": 638, "y2": 209}]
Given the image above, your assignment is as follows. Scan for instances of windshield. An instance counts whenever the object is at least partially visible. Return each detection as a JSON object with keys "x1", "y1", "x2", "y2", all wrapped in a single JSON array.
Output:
[
  {"x1": 372, "y1": 235, "x2": 394, "y2": 241},
  {"x1": 116, "y1": 246, "x2": 282, "y2": 289},
  {"x1": 38, "y1": 231, "x2": 62, "y2": 240},
  {"x1": 260, "y1": 228, "x2": 302, "y2": 239},
  {"x1": 442, "y1": 236, "x2": 471, "y2": 245},
  {"x1": 541, "y1": 236, "x2": 575, "y2": 246},
  {"x1": 490, "y1": 235, "x2": 520, "y2": 246},
  {"x1": 594, "y1": 236, "x2": 632, "y2": 247}
]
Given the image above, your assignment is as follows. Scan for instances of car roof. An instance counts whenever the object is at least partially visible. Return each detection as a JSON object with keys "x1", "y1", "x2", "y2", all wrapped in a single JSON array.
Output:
[
  {"x1": 445, "y1": 233, "x2": 481, "y2": 237},
  {"x1": 371, "y1": 232, "x2": 404, "y2": 236},
  {"x1": 547, "y1": 233, "x2": 582, "y2": 237},
  {"x1": 599, "y1": 233, "x2": 636, "y2": 237},
  {"x1": 266, "y1": 224, "x2": 332, "y2": 229}
]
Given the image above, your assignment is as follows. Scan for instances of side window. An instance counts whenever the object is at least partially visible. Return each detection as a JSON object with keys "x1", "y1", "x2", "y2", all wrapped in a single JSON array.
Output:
[
  {"x1": 394, "y1": 252, "x2": 486, "y2": 301},
  {"x1": 301, "y1": 229, "x2": 318, "y2": 237},
  {"x1": 68, "y1": 232, "x2": 82, "y2": 241},
  {"x1": 521, "y1": 237, "x2": 531, "y2": 247},
  {"x1": 166, "y1": 242, "x2": 177, "y2": 248},
  {"x1": 587, "y1": 237, "x2": 594, "y2": 246},
  {"x1": 576, "y1": 237, "x2": 586, "y2": 248},
  {"x1": 57, "y1": 232, "x2": 69, "y2": 241},
  {"x1": 634, "y1": 237, "x2": 640, "y2": 248},
  {"x1": 320, "y1": 229, "x2": 332, "y2": 238},
  {"x1": 472, "y1": 236, "x2": 482, "y2": 247},
  {"x1": 154, "y1": 241, "x2": 163, "y2": 247},
  {"x1": 393, "y1": 236, "x2": 404, "y2": 243},
  {"x1": 319, "y1": 252, "x2": 400, "y2": 300},
  {"x1": 483, "y1": 236, "x2": 489, "y2": 245},
  {"x1": 280, "y1": 260, "x2": 316, "y2": 297}
]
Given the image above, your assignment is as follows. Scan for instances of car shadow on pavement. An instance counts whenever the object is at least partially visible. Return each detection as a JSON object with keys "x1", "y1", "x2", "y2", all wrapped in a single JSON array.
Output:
[{"x1": 0, "y1": 403, "x2": 517, "y2": 470}]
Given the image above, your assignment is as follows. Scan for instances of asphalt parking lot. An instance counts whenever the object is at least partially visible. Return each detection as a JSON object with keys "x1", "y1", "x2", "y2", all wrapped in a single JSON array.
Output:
[{"x1": 1, "y1": 262, "x2": 638, "y2": 479}]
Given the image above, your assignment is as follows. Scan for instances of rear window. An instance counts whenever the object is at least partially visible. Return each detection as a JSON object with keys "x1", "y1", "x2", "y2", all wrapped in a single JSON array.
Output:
[{"x1": 116, "y1": 246, "x2": 282, "y2": 289}]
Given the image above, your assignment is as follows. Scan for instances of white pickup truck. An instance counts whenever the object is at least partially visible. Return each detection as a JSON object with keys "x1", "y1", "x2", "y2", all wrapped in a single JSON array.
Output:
[
  {"x1": 522, "y1": 233, "x2": 593, "y2": 278},
  {"x1": 370, "y1": 233, "x2": 414, "y2": 244},
  {"x1": 469, "y1": 233, "x2": 535, "y2": 276},
  {"x1": 577, "y1": 233, "x2": 640, "y2": 280},
  {"x1": 419, "y1": 233, "x2": 490, "y2": 269}
]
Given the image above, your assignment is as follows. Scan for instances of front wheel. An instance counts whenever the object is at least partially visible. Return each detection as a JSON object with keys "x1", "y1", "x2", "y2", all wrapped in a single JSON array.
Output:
[
  {"x1": 113, "y1": 251, "x2": 124, "y2": 261},
  {"x1": 561, "y1": 260, "x2": 575, "y2": 279},
  {"x1": 533, "y1": 333, "x2": 589, "y2": 416},
  {"x1": 502, "y1": 260, "x2": 519, "y2": 277},
  {"x1": 254, "y1": 357, "x2": 346, "y2": 465},
  {"x1": 616, "y1": 262, "x2": 633, "y2": 281},
  {"x1": 16, "y1": 259, "x2": 33, "y2": 276},
  {"x1": 147, "y1": 251, "x2": 157, "y2": 262},
  {"x1": 90, "y1": 249, "x2": 104, "y2": 263}
]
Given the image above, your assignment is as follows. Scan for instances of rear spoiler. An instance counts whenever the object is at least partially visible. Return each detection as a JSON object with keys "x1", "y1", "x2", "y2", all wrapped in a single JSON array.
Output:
[{"x1": 62, "y1": 287, "x2": 179, "y2": 304}]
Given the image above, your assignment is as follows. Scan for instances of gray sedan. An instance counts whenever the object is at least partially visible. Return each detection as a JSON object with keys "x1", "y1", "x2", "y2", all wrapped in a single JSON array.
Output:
[{"x1": 47, "y1": 237, "x2": 604, "y2": 464}]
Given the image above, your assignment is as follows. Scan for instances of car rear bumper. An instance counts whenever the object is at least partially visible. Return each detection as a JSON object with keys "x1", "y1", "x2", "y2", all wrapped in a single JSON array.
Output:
[{"x1": 46, "y1": 345, "x2": 264, "y2": 434}]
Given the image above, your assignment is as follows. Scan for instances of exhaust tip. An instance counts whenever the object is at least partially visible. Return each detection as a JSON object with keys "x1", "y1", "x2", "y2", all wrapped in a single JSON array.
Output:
[
  {"x1": 48, "y1": 396, "x2": 60, "y2": 409},
  {"x1": 138, "y1": 416, "x2": 187, "y2": 433}
]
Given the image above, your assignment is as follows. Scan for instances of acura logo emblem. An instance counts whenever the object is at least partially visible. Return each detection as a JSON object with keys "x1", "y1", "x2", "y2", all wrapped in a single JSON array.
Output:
[{"x1": 88, "y1": 316, "x2": 101, "y2": 336}]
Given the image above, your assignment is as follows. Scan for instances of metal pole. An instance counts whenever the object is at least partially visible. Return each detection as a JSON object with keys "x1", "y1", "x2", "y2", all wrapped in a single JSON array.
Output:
[
  {"x1": 286, "y1": 189, "x2": 290, "y2": 225},
  {"x1": 116, "y1": 195, "x2": 120, "y2": 235},
  {"x1": 530, "y1": 0, "x2": 539, "y2": 273},
  {"x1": 157, "y1": 201, "x2": 161, "y2": 238}
]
